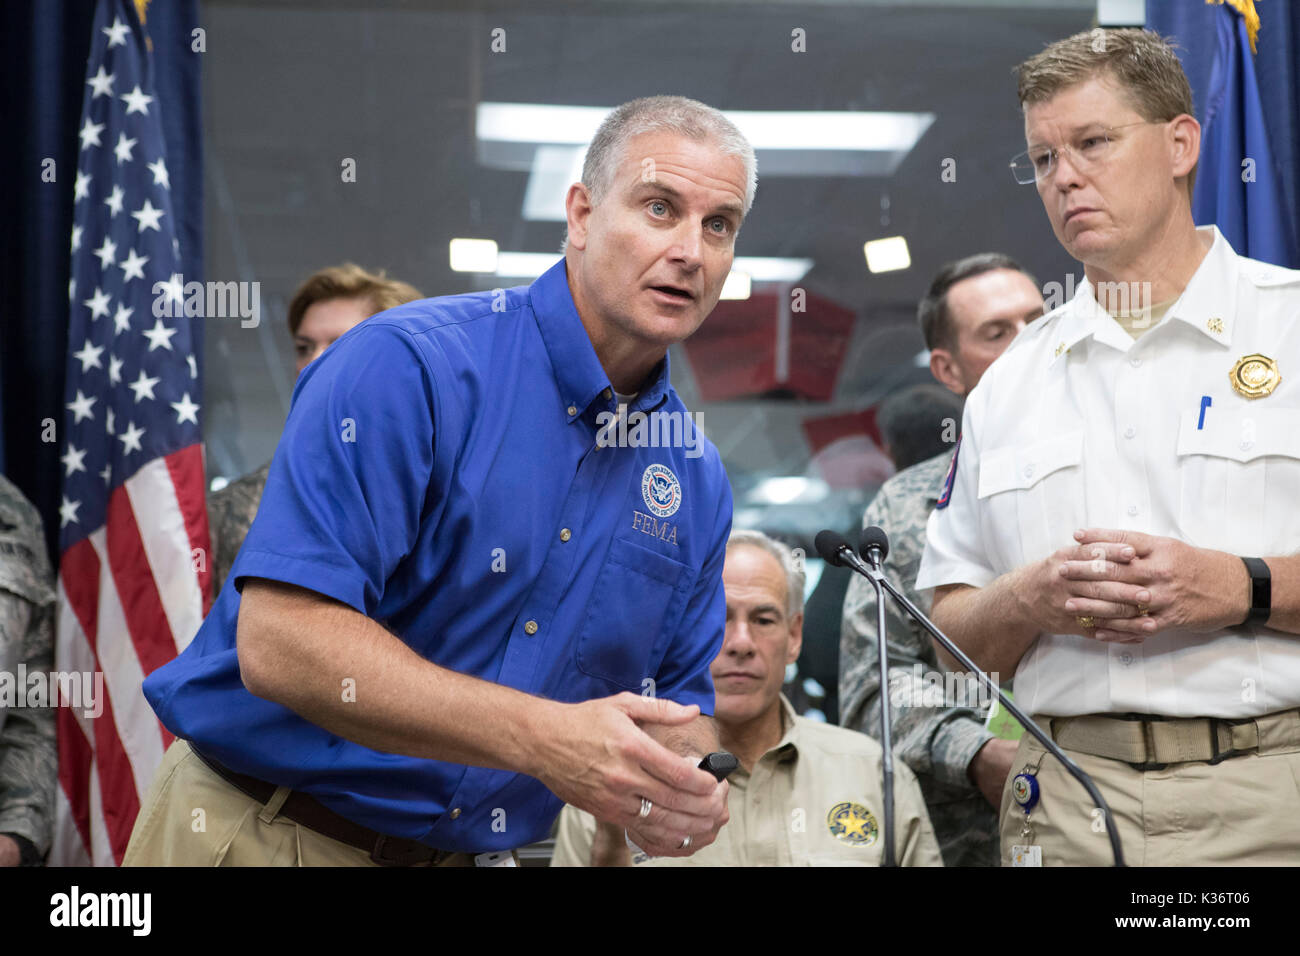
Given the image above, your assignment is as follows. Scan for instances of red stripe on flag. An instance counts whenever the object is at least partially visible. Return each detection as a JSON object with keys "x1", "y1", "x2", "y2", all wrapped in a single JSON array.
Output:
[
  {"x1": 88, "y1": 681, "x2": 142, "y2": 863},
  {"x1": 55, "y1": 704, "x2": 94, "y2": 860},
  {"x1": 60, "y1": 537, "x2": 101, "y2": 648},
  {"x1": 165, "y1": 443, "x2": 214, "y2": 614},
  {"x1": 104, "y1": 485, "x2": 178, "y2": 678}
]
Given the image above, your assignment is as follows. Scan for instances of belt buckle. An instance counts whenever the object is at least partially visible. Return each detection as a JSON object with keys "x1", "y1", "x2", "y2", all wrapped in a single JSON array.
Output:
[
  {"x1": 369, "y1": 835, "x2": 437, "y2": 867},
  {"x1": 1207, "y1": 717, "x2": 1251, "y2": 765}
]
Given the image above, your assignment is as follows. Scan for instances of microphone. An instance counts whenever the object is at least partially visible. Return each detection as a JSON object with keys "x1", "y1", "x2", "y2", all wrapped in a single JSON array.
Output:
[
  {"x1": 814, "y1": 530, "x2": 871, "y2": 576},
  {"x1": 815, "y1": 527, "x2": 897, "y2": 865},
  {"x1": 859, "y1": 525, "x2": 889, "y2": 569}
]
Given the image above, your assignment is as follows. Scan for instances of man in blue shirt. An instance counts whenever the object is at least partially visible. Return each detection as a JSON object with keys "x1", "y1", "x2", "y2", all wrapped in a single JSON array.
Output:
[{"x1": 124, "y1": 95, "x2": 754, "y2": 866}]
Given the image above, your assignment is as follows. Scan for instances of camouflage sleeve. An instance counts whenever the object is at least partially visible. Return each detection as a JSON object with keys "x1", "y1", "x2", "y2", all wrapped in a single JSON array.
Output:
[
  {"x1": 838, "y1": 484, "x2": 992, "y2": 792},
  {"x1": 207, "y1": 463, "x2": 269, "y2": 596},
  {"x1": 0, "y1": 486, "x2": 58, "y2": 858}
]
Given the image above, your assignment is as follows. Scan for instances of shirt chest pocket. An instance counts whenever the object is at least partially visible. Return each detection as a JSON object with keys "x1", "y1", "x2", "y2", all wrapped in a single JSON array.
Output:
[
  {"x1": 1176, "y1": 407, "x2": 1300, "y2": 554},
  {"x1": 576, "y1": 537, "x2": 696, "y2": 693},
  {"x1": 977, "y1": 431, "x2": 1085, "y2": 566}
]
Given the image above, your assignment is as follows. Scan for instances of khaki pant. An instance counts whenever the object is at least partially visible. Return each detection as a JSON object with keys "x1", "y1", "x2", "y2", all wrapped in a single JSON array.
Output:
[
  {"x1": 123, "y1": 739, "x2": 474, "y2": 867},
  {"x1": 999, "y1": 716, "x2": 1300, "y2": 866}
]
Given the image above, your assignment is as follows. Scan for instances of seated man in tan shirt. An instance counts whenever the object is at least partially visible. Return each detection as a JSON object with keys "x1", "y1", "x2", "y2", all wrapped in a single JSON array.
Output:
[{"x1": 551, "y1": 529, "x2": 941, "y2": 866}]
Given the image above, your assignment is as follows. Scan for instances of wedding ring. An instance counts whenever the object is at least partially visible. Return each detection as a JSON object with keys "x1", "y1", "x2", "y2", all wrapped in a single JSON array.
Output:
[
  {"x1": 679, "y1": 835, "x2": 692, "y2": 849},
  {"x1": 1076, "y1": 615, "x2": 1096, "y2": 629},
  {"x1": 638, "y1": 798, "x2": 652, "y2": 819},
  {"x1": 1136, "y1": 604, "x2": 1150, "y2": 616}
]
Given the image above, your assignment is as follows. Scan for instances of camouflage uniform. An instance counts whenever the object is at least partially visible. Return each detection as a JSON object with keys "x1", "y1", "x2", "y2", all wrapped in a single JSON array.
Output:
[
  {"x1": 207, "y1": 462, "x2": 270, "y2": 595},
  {"x1": 839, "y1": 450, "x2": 999, "y2": 866},
  {"x1": 0, "y1": 476, "x2": 57, "y2": 865}
]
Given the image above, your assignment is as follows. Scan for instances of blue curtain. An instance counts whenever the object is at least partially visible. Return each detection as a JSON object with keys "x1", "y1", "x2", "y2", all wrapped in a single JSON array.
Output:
[
  {"x1": 0, "y1": 0, "x2": 202, "y2": 563},
  {"x1": 1148, "y1": 0, "x2": 1300, "y2": 268}
]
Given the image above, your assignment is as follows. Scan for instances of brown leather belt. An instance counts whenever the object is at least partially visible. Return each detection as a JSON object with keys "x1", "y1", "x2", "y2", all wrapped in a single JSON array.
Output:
[{"x1": 191, "y1": 745, "x2": 455, "y2": 866}]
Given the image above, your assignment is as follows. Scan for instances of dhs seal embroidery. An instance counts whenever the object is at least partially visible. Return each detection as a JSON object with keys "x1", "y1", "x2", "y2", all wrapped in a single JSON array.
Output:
[
  {"x1": 826, "y1": 801, "x2": 879, "y2": 846},
  {"x1": 641, "y1": 464, "x2": 682, "y2": 518}
]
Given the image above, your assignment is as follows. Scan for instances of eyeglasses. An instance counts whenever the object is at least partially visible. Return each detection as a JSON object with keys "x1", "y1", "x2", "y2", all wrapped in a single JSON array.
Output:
[{"x1": 1009, "y1": 122, "x2": 1157, "y2": 185}]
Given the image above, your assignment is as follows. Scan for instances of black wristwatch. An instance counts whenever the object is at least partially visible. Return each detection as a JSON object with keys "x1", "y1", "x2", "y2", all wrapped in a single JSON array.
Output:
[{"x1": 1240, "y1": 557, "x2": 1271, "y2": 626}]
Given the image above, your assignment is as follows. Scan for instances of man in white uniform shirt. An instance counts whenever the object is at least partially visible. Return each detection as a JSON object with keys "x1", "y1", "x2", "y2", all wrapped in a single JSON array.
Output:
[{"x1": 916, "y1": 28, "x2": 1300, "y2": 866}]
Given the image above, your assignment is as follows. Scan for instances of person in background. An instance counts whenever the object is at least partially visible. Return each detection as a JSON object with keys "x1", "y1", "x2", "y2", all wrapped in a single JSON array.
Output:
[
  {"x1": 207, "y1": 264, "x2": 421, "y2": 594},
  {"x1": 840, "y1": 253, "x2": 1043, "y2": 866},
  {"x1": 0, "y1": 476, "x2": 57, "y2": 866},
  {"x1": 552, "y1": 529, "x2": 941, "y2": 866}
]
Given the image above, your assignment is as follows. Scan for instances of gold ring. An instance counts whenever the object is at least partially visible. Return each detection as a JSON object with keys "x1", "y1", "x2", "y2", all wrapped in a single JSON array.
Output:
[
  {"x1": 1136, "y1": 604, "x2": 1150, "y2": 616},
  {"x1": 1076, "y1": 615, "x2": 1096, "y2": 629}
]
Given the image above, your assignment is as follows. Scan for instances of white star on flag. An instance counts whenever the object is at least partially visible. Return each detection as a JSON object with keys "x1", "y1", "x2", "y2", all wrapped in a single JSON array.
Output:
[
  {"x1": 66, "y1": 389, "x2": 97, "y2": 423},
  {"x1": 71, "y1": 225, "x2": 83, "y2": 253},
  {"x1": 170, "y1": 393, "x2": 200, "y2": 426},
  {"x1": 131, "y1": 197, "x2": 164, "y2": 232},
  {"x1": 159, "y1": 272, "x2": 185, "y2": 308},
  {"x1": 118, "y1": 247, "x2": 148, "y2": 282},
  {"x1": 121, "y1": 84, "x2": 153, "y2": 115},
  {"x1": 93, "y1": 236, "x2": 117, "y2": 270},
  {"x1": 86, "y1": 65, "x2": 115, "y2": 98},
  {"x1": 114, "y1": 131, "x2": 138, "y2": 165},
  {"x1": 147, "y1": 158, "x2": 169, "y2": 189},
  {"x1": 128, "y1": 369, "x2": 161, "y2": 402},
  {"x1": 74, "y1": 170, "x2": 91, "y2": 202},
  {"x1": 102, "y1": 16, "x2": 130, "y2": 47},
  {"x1": 105, "y1": 407, "x2": 116, "y2": 436},
  {"x1": 108, "y1": 354, "x2": 124, "y2": 385},
  {"x1": 117, "y1": 421, "x2": 146, "y2": 455},
  {"x1": 187, "y1": 354, "x2": 198, "y2": 379},
  {"x1": 73, "y1": 340, "x2": 105, "y2": 372},
  {"x1": 112, "y1": 302, "x2": 134, "y2": 334},
  {"x1": 142, "y1": 318, "x2": 178, "y2": 351},
  {"x1": 84, "y1": 287, "x2": 112, "y2": 320},
  {"x1": 104, "y1": 183, "x2": 125, "y2": 217},
  {"x1": 79, "y1": 117, "x2": 105, "y2": 151},
  {"x1": 61, "y1": 444, "x2": 88, "y2": 477},
  {"x1": 59, "y1": 497, "x2": 82, "y2": 528}
]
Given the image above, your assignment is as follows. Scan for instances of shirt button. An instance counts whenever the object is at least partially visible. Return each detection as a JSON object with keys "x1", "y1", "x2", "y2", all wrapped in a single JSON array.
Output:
[
  {"x1": 1120, "y1": 652, "x2": 1133, "y2": 666},
  {"x1": 1129, "y1": 356, "x2": 1142, "y2": 368},
  {"x1": 1240, "y1": 439, "x2": 1255, "y2": 451},
  {"x1": 449, "y1": 808, "x2": 462, "y2": 820},
  {"x1": 1127, "y1": 504, "x2": 1139, "y2": 516},
  {"x1": 524, "y1": 620, "x2": 538, "y2": 635},
  {"x1": 1123, "y1": 426, "x2": 1136, "y2": 439},
  {"x1": 559, "y1": 528, "x2": 571, "y2": 542},
  {"x1": 1023, "y1": 464, "x2": 1035, "y2": 480},
  {"x1": 566, "y1": 405, "x2": 577, "y2": 417}
]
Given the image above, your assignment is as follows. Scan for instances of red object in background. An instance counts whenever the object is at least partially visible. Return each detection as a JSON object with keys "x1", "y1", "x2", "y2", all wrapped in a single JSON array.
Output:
[
  {"x1": 683, "y1": 290, "x2": 857, "y2": 402},
  {"x1": 801, "y1": 409, "x2": 895, "y2": 489}
]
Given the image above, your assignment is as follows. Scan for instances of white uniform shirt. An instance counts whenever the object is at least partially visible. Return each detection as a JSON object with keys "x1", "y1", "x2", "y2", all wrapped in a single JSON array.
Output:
[{"x1": 916, "y1": 226, "x2": 1300, "y2": 718}]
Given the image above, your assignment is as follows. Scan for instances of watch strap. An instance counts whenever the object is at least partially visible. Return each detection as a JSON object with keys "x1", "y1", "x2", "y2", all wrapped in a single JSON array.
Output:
[{"x1": 1241, "y1": 557, "x2": 1271, "y2": 626}]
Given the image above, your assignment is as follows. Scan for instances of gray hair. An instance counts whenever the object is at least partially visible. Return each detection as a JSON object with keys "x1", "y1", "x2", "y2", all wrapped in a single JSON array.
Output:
[
  {"x1": 726, "y1": 529, "x2": 805, "y2": 619},
  {"x1": 583, "y1": 95, "x2": 757, "y2": 215}
]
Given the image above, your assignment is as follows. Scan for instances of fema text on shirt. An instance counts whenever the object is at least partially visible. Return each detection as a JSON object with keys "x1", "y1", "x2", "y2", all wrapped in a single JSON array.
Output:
[{"x1": 595, "y1": 404, "x2": 706, "y2": 459}]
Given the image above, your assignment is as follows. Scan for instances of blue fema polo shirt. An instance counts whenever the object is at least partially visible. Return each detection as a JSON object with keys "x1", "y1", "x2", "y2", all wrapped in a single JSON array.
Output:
[{"x1": 144, "y1": 260, "x2": 732, "y2": 853}]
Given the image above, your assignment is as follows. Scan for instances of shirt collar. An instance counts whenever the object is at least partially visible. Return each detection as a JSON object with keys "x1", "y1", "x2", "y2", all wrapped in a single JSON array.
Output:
[
  {"x1": 1048, "y1": 226, "x2": 1236, "y2": 368},
  {"x1": 528, "y1": 259, "x2": 673, "y2": 424}
]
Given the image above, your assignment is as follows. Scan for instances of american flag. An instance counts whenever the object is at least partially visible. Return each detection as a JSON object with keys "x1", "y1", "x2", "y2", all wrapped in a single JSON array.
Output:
[{"x1": 53, "y1": 0, "x2": 211, "y2": 866}]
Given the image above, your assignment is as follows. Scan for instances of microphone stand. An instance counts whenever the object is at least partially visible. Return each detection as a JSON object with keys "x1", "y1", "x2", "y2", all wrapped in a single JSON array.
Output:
[
  {"x1": 863, "y1": 546, "x2": 898, "y2": 866},
  {"x1": 861, "y1": 553, "x2": 1126, "y2": 867}
]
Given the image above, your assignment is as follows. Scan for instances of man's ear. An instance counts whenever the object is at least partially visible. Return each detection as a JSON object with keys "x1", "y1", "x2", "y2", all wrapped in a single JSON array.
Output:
[
  {"x1": 786, "y1": 613, "x2": 804, "y2": 665},
  {"x1": 929, "y1": 348, "x2": 965, "y2": 395},
  {"x1": 1168, "y1": 113, "x2": 1200, "y2": 182},
  {"x1": 565, "y1": 182, "x2": 593, "y2": 252}
]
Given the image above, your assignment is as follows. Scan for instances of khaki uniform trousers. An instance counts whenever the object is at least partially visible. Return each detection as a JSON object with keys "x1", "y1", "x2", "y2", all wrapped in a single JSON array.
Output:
[
  {"x1": 998, "y1": 713, "x2": 1300, "y2": 866},
  {"x1": 124, "y1": 739, "x2": 474, "y2": 867}
]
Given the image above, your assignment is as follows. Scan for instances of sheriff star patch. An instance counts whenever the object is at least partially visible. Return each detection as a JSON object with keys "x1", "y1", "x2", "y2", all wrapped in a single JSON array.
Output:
[{"x1": 827, "y1": 801, "x2": 879, "y2": 846}]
